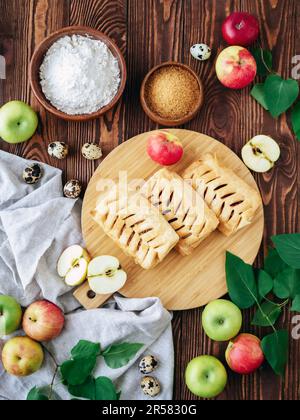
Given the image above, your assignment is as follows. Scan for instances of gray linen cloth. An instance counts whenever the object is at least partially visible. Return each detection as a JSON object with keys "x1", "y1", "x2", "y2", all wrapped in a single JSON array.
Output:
[{"x1": 0, "y1": 150, "x2": 174, "y2": 400}]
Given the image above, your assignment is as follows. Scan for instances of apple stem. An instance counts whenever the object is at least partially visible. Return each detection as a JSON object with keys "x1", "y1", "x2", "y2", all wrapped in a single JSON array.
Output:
[
  {"x1": 235, "y1": 21, "x2": 245, "y2": 30},
  {"x1": 41, "y1": 344, "x2": 59, "y2": 400},
  {"x1": 258, "y1": 43, "x2": 273, "y2": 74},
  {"x1": 48, "y1": 366, "x2": 59, "y2": 400},
  {"x1": 42, "y1": 345, "x2": 59, "y2": 367}
]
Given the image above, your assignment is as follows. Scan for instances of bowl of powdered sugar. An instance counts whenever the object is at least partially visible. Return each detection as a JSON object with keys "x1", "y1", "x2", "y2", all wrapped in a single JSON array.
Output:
[{"x1": 30, "y1": 26, "x2": 127, "y2": 121}]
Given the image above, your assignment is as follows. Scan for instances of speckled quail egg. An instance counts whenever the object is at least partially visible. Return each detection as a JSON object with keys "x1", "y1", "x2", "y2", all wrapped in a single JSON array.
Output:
[
  {"x1": 81, "y1": 143, "x2": 102, "y2": 160},
  {"x1": 23, "y1": 163, "x2": 43, "y2": 184},
  {"x1": 48, "y1": 142, "x2": 69, "y2": 160},
  {"x1": 190, "y1": 43, "x2": 211, "y2": 61},
  {"x1": 141, "y1": 376, "x2": 161, "y2": 397},
  {"x1": 63, "y1": 179, "x2": 82, "y2": 199},
  {"x1": 139, "y1": 355, "x2": 158, "y2": 374}
]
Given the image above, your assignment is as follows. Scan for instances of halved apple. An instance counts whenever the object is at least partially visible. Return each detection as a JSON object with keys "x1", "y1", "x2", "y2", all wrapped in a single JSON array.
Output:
[
  {"x1": 57, "y1": 245, "x2": 90, "y2": 287},
  {"x1": 242, "y1": 135, "x2": 280, "y2": 173},
  {"x1": 88, "y1": 256, "x2": 127, "y2": 295}
]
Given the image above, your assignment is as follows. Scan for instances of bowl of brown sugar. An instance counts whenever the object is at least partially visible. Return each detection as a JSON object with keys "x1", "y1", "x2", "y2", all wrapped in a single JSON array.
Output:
[{"x1": 140, "y1": 62, "x2": 204, "y2": 126}]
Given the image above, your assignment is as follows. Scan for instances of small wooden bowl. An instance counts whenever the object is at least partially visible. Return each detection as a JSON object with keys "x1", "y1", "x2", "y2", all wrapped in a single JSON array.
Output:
[
  {"x1": 30, "y1": 26, "x2": 127, "y2": 121},
  {"x1": 140, "y1": 62, "x2": 204, "y2": 127}
]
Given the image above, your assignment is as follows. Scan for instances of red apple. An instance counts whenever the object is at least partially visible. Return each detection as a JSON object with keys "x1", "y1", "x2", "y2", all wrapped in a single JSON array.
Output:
[
  {"x1": 216, "y1": 46, "x2": 257, "y2": 89},
  {"x1": 147, "y1": 131, "x2": 183, "y2": 166},
  {"x1": 23, "y1": 300, "x2": 65, "y2": 342},
  {"x1": 225, "y1": 333, "x2": 264, "y2": 374},
  {"x1": 222, "y1": 12, "x2": 259, "y2": 47}
]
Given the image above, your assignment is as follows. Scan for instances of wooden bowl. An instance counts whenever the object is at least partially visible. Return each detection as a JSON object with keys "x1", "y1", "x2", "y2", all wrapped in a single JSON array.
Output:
[
  {"x1": 140, "y1": 62, "x2": 204, "y2": 127},
  {"x1": 30, "y1": 26, "x2": 127, "y2": 121}
]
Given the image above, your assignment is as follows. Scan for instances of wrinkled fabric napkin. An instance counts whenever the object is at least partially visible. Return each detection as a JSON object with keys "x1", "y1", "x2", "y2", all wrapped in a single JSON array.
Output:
[{"x1": 0, "y1": 150, "x2": 174, "y2": 400}]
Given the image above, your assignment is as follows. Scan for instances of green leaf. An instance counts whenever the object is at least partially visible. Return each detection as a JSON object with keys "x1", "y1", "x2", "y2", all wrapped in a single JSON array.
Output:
[
  {"x1": 251, "y1": 84, "x2": 269, "y2": 110},
  {"x1": 292, "y1": 101, "x2": 300, "y2": 141},
  {"x1": 102, "y1": 342, "x2": 144, "y2": 369},
  {"x1": 272, "y1": 234, "x2": 300, "y2": 269},
  {"x1": 252, "y1": 301, "x2": 281, "y2": 327},
  {"x1": 27, "y1": 387, "x2": 49, "y2": 401},
  {"x1": 68, "y1": 376, "x2": 119, "y2": 401},
  {"x1": 225, "y1": 251, "x2": 258, "y2": 309},
  {"x1": 273, "y1": 268, "x2": 300, "y2": 299},
  {"x1": 68, "y1": 376, "x2": 96, "y2": 400},
  {"x1": 60, "y1": 356, "x2": 97, "y2": 386},
  {"x1": 291, "y1": 295, "x2": 300, "y2": 312},
  {"x1": 94, "y1": 377, "x2": 119, "y2": 400},
  {"x1": 261, "y1": 330, "x2": 289, "y2": 376},
  {"x1": 257, "y1": 269, "x2": 273, "y2": 301},
  {"x1": 251, "y1": 48, "x2": 273, "y2": 77},
  {"x1": 71, "y1": 340, "x2": 100, "y2": 360},
  {"x1": 264, "y1": 247, "x2": 288, "y2": 278},
  {"x1": 264, "y1": 75, "x2": 299, "y2": 118}
]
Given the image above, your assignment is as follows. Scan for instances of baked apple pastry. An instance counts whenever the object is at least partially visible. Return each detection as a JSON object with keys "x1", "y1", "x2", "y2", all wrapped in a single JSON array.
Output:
[
  {"x1": 142, "y1": 168, "x2": 219, "y2": 255},
  {"x1": 91, "y1": 187, "x2": 179, "y2": 269},
  {"x1": 182, "y1": 153, "x2": 261, "y2": 236}
]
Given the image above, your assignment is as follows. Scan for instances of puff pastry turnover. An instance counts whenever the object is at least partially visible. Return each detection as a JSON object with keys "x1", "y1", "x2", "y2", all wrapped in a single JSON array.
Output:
[
  {"x1": 142, "y1": 169, "x2": 219, "y2": 256},
  {"x1": 91, "y1": 188, "x2": 179, "y2": 270},
  {"x1": 182, "y1": 153, "x2": 261, "y2": 236}
]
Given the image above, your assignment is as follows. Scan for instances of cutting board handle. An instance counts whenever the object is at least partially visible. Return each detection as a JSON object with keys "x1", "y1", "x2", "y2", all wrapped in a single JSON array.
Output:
[{"x1": 73, "y1": 282, "x2": 113, "y2": 309}]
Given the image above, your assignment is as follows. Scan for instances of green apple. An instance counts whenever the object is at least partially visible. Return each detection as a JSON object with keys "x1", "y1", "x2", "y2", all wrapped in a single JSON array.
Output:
[
  {"x1": 1, "y1": 336, "x2": 44, "y2": 376},
  {"x1": 185, "y1": 355, "x2": 227, "y2": 399},
  {"x1": 202, "y1": 299, "x2": 242, "y2": 342},
  {"x1": 0, "y1": 100, "x2": 38, "y2": 144},
  {"x1": 57, "y1": 245, "x2": 91, "y2": 287},
  {"x1": 88, "y1": 255, "x2": 127, "y2": 294},
  {"x1": 0, "y1": 295, "x2": 22, "y2": 336}
]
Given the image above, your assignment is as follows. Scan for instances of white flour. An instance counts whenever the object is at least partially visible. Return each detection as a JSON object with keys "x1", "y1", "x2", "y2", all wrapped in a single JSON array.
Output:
[{"x1": 40, "y1": 35, "x2": 121, "y2": 115}]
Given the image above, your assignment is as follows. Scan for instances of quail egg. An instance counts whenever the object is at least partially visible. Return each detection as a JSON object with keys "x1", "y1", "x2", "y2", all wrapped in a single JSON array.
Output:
[
  {"x1": 23, "y1": 163, "x2": 43, "y2": 184},
  {"x1": 140, "y1": 376, "x2": 161, "y2": 397},
  {"x1": 190, "y1": 43, "x2": 211, "y2": 61},
  {"x1": 139, "y1": 355, "x2": 158, "y2": 374},
  {"x1": 81, "y1": 143, "x2": 102, "y2": 160},
  {"x1": 48, "y1": 142, "x2": 69, "y2": 160},
  {"x1": 63, "y1": 180, "x2": 82, "y2": 199}
]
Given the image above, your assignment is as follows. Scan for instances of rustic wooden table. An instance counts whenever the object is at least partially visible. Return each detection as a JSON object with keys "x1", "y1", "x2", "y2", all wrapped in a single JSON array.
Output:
[{"x1": 0, "y1": 0, "x2": 299, "y2": 400}]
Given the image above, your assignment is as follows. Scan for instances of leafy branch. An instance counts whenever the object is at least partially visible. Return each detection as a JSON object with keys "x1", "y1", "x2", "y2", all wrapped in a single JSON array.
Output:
[
  {"x1": 250, "y1": 47, "x2": 300, "y2": 141},
  {"x1": 226, "y1": 233, "x2": 300, "y2": 377},
  {"x1": 27, "y1": 340, "x2": 143, "y2": 401}
]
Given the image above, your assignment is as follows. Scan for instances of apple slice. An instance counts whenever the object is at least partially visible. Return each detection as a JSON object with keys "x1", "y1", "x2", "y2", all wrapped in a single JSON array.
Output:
[
  {"x1": 88, "y1": 256, "x2": 127, "y2": 295},
  {"x1": 241, "y1": 135, "x2": 280, "y2": 173},
  {"x1": 57, "y1": 245, "x2": 90, "y2": 287}
]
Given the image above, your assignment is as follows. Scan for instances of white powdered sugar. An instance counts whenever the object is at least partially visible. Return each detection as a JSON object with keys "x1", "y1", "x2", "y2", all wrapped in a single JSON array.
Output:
[{"x1": 40, "y1": 35, "x2": 121, "y2": 115}]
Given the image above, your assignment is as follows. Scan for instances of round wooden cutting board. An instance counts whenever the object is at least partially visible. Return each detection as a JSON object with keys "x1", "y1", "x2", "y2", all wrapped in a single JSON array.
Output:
[{"x1": 75, "y1": 129, "x2": 264, "y2": 310}]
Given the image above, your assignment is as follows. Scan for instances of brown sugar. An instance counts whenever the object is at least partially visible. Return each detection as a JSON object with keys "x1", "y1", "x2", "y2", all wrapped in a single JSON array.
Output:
[{"x1": 144, "y1": 65, "x2": 201, "y2": 120}]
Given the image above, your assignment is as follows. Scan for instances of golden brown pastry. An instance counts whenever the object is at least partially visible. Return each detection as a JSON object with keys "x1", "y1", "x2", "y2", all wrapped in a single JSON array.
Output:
[
  {"x1": 142, "y1": 168, "x2": 219, "y2": 256},
  {"x1": 91, "y1": 187, "x2": 179, "y2": 269},
  {"x1": 182, "y1": 153, "x2": 261, "y2": 236}
]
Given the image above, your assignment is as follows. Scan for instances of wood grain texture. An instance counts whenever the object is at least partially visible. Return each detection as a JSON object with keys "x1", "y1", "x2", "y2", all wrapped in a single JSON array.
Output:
[
  {"x1": 0, "y1": 0, "x2": 299, "y2": 400},
  {"x1": 77, "y1": 130, "x2": 264, "y2": 310}
]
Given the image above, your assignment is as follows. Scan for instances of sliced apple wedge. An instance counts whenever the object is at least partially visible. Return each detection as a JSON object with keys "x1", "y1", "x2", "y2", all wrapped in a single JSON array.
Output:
[
  {"x1": 88, "y1": 256, "x2": 127, "y2": 295},
  {"x1": 57, "y1": 245, "x2": 90, "y2": 287},
  {"x1": 242, "y1": 135, "x2": 280, "y2": 173}
]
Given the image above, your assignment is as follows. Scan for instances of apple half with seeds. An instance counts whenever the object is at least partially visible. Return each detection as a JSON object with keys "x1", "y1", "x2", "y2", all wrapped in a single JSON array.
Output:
[
  {"x1": 242, "y1": 135, "x2": 280, "y2": 173},
  {"x1": 88, "y1": 256, "x2": 127, "y2": 295},
  {"x1": 57, "y1": 245, "x2": 90, "y2": 287}
]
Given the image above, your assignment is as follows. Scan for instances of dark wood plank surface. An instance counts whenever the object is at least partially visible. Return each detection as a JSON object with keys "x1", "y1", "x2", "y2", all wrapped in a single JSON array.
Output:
[{"x1": 0, "y1": 0, "x2": 299, "y2": 400}]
